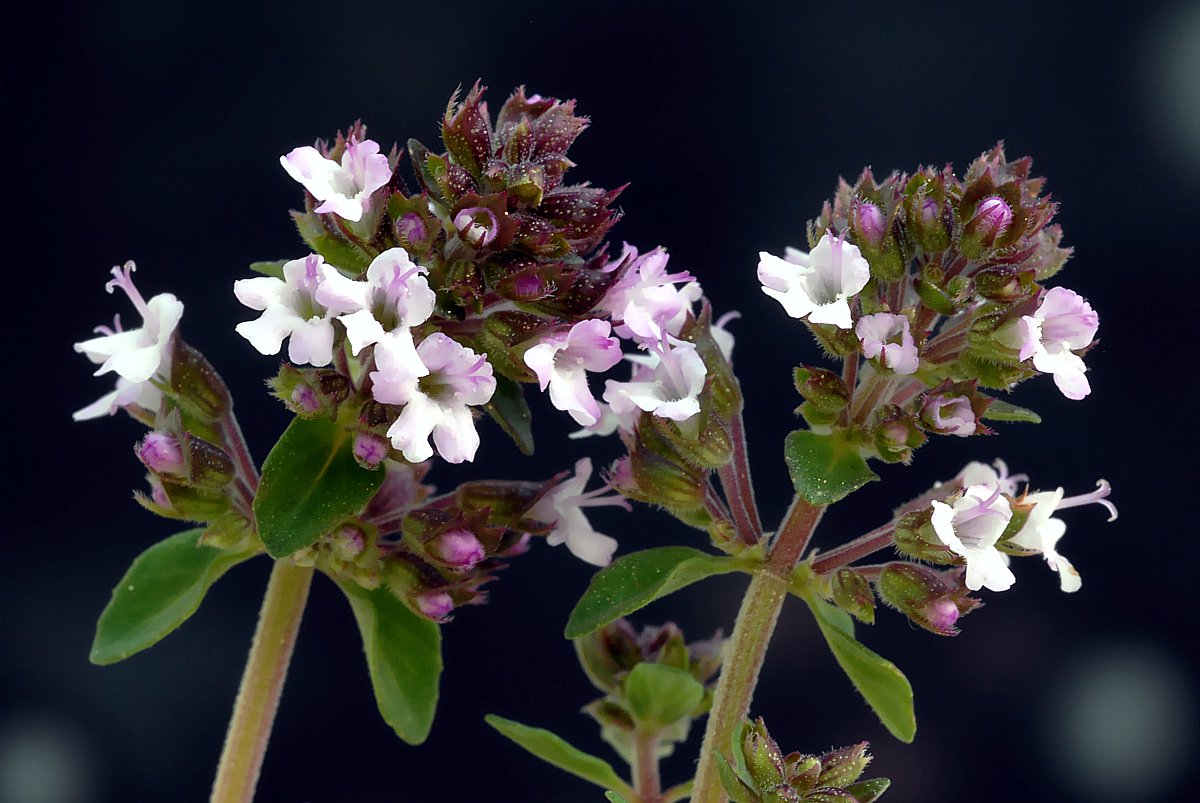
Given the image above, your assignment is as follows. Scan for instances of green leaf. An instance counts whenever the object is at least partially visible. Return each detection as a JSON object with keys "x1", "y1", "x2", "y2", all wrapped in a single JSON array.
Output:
[
  {"x1": 785, "y1": 430, "x2": 879, "y2": 506},
  {"x1": 91, "y1": 529, "x2": 255, "y2": 665},
  {"x1": 248, "y1": 259, "x2": 288, "y2": 280},
  {"x1": 803, "y1": 595, "x2": 916, "y2": 743},
  {"x1": 484, "y1": 375, "x2": 534, "y2": 455},
  {"x1": 254, "y1": 416, "x2": 385, "y2": 558},
  {"x1": 339, "y1": 583, "x2": 442, "y2": 745},
  {"x1": 845, "y1": 777, "x2": 892, "y2": 802},
  {"x1": 715, "y1": 752, "x2": 757, "y2": 803},
  {"x1": 290, "y1": 210, "x2": 373, "y2": 273},
  {"x1": 565, "y1": 547, "x2": 748, "y2": 638},
  {"x1": 485, "y1": 715, "x2": 633, "y2": 796},
  {"x1": 625, "y1": 663, "x2": 705, "y2": 728},
  {"x1": 605, "y1": 792, "x2": 631, "y2": 803},
  {"x1": 981, "y1": 398, "x2": 1042, "y2": 424}
]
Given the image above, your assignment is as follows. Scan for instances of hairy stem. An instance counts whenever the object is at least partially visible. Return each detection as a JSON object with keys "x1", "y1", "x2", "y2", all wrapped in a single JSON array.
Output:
[
  {"x1": 717, "y1": 411, "x2": 763, "y2": 545},
  {"x1": 810, "y1": 522, "x2": 897, "y2": 575},
  {"x1": 633, "y1": 729, "x2": 663, "y2": 803},
  {"x1": 210, "y1": 561, "x2": 314, "y2": 803}
]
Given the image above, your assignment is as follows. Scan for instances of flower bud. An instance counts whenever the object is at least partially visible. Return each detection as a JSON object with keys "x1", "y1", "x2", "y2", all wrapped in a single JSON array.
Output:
[
  {"x1": 793, "y1": 366, "x2": 850, "y2": 415},
  {"x1": 913, "y1": 197, "x2": 951, "y2": 252},
  {"x1": 575, "y1": 619, "x2": 642, "y2": 693},
  {"x1": 869, "y1": 405, "x2": 926, "y2": 464},
  {"x1": 852, "y1": 201, "x2": 886, "y2": 246},
  {"x1": 331, "y1": 524, "x2": 366, "y2": 561},
  {"x1": 785, "y1": 753, "x2": 822, "y2": 792},
  {"x1": 878, "y1": 562, "x2": 979, "y2": 636},
  {"x1": 920, "y1": 393, "x2": 977, "y2": 437},
  {"x1": 831, "y1": 568, "x2": 876, "y2": 624},
  {"x1": 892, "y1": 509, "x2": 957, "y2": 563},
  {"x1": 395, "y1": 212, "x2": 427, "y2": 246},
  {"x1": 415, "y1": 591, "x2": 454, "y2": 622},
  {"x1": 353, "y1": 431, "x2": 389, "y2": 469},
  {"x1": 291, "y1": 384, "x2": 321, "y2": 414},
  {"x1": 137, "y1": 432, "x2": 185, "y2": 476},
  {"x1": 453, "y1": 206, "x2": 500, "y2": 248},
  {"x1": 743, "y1": 718, "x2": 787, "y2": 790},
  {"x1": 961, "y1": 195, "x2": 1014, "y2": 256},
  {"x1": 816, "y1": 742, "x2": 871, "y2": 788},
  {"x1": 973, "y1": 265, "x2": 1036, "y2": 301},
  {"x1": 169, "y1": 339, "x2": 232, "y2": 421},
  {"x1": 430, "y1": 528, "x2": 486, "y2": 570}
]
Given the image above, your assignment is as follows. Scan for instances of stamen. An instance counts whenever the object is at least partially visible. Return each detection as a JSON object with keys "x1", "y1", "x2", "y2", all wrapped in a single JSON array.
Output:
[
  {"x1": 1056, "y1": 479, "x2": 1118, "y2": 522},
  {"x1": 104, "y1": 261, "x2": 149, "y2": 315}
]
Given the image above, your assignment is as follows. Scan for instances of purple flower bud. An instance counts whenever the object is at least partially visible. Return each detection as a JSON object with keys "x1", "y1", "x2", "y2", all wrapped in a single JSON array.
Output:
[
  {"x1": 854, "y1": 201, "x2": 886, "y2": 246},
  {"x1": 920, "y1": 394, "x2": 977, "y2": 437},
  {"x1": 395, "y1": 213, "x2": 427, "y2": 245},
  {"x1": 416, "y1": 591, "x2": 454, "y2": 622},
  {"x1": 137, "y1": 432, "x2": 185, "y2": 475},
  {"x1": 970, "y1": 195, "x2": 1014, "y2": 245},
  {"x1": 498, "y1": 532, "x2": 532, "y2": 557},
  {"x1": 431, "y1": 528, "x2": 486, "y2": 570},
  {"x1": 291, "y1": 384, "x2": 320, "y2": 414},
  {"x1": 453, "y1": 206, "x2": 500, "y2": 248},
  {"x1": 925, "y1": 597, "x2": 961, "y2": 632},
  {"x1": 332, "y1": 525, "x2": 366, "y2": 559},
  {"x1": 919, "y1": 198, "x2": 941, "y2": 228},
  {"x1": 353, "y1": 431, "x2": 388, "y2": 468},
  {"x1": 150, "y1": 479, "x2": 174, "y2": 511}
]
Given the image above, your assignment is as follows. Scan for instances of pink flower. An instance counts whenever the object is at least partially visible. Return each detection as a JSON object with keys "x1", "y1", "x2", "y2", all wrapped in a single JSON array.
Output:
[
  {"x1": 758, "y1": 232, "x2": 870, "y2": 329},
  {"x1": 601, "y1": 245, "x2": 701, "y2": 344},
  {"x1": 280, "y1": 138, "x2": 391, "y2": 222},
  {"x1": 603, "y1": 337, "x2": 707, "y2": 423},
  {"x1": 523, "y1": 320, "x2": 623, "y2": 426},
  {"x1": 529, "y1": 458, "x2": 629, "y2": 566},
  {"x1": 855, "y1": 313, "x2": 918, "y2": 374},
  {"x1": 234, "y1": 255, "x2": 338, "y2": 366},
  {"x1": 1002, "y1": 287, "x2": 1099, "y2": 400},
  {"x1": 921, "y1": 394, "x2": 977, "y2": 437},
  {"x1": 931, "y1": 485, "x2": 1016, "y2": 592}
]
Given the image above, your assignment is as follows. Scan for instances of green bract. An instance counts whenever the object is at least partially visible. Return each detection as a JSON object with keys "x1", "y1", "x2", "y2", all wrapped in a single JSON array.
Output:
[
  {"x1": 485, "y1": 715, "x2": 634, "y2": 797},
  {"x1": 624, "y1": 663, "x2": 705, "y2": 729}
]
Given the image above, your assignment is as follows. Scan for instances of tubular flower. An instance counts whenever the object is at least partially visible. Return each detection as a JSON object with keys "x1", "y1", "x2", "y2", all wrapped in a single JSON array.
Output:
[
  {"x1": 234, "y1": 254, "x2": 338, "y2": 367},
  {"x1": 1008, "y1": 480, "x2": 1116, "y2": 592},
  {"x1": 757, "y1": 231, "x2": 870, "y2": 329},
  {"x1": 1003, "y1": 286, "x2": 1099, "y2": 400},
  {"x1": 375, "y1": 333, "x2": 496, "y2": 464},
  {"x1": 315, "y1": 247, "x2": 436, "y2": 372},
  {"x1": 931, "y1": 484, "x2": 1016, "y2": 592},
  {"x1": 74, "y1": 262, "x2": 184, "y2": 421},
  {"x1": 529, "y1": 458, "x2": 628, "y2": 566},
  {"x1": 523, "y1": 319, "x2": 623, "y2": 426},
  {"x1": 280, "y1": 137, "x2": 391, "y2": 221},
  {"x1": 921, "y1": 394, "x2": 977, "y2": 437},
  {"x1": 856, "y1": 312, "x2": 918, "y2": 374},
  {"x1": 603, "y1": 337, "x2": 707, "y2": 422},
  {"x1": 601, "y1": 245, "x2": 701, "y2": 344}
]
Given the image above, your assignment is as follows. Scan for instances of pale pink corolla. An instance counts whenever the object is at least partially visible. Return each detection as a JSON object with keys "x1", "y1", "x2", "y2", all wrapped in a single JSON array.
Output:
[
  {"x1": 855, "y1": 312, "x2": 918, "y2": 374},
  {"x1": 601, "y1": 245, "x2": 701, "y2": 344},
  {"x1": 529, "y1": 457, "x2": 629, "y2": 566},
  {"x1": 603, "y1": 338, "x2": 707, "y2": 422},
  {"x1": 280, "y1": 138, "x2": 391, "y2": 222},
  {"x1": 758, "y1": 232, "x2": 870, "y2": 329},
  {"x1": 1003, "y1": 287, "x2": 1099, "y2": 400},
  {"x1": 712, "y1": 311, "x2": 739, "y2": 361},
  {"x1": 234, "y1": 255, "x2": 337, "y2": 367},
  {"x1": 568, "y1": 359, "x2": 658, "y2": 439},
  {"x1": 74, "y1": 262, "x2": 184, "y2": 421},
  {"x1": 523, "y1": 319, "x2": 623, "y2": 426},
  {"x1": 931, "y1": 484, "x2": 1016, "y2": 592},
  {"x1": 1008, "y1": 480, "x2": 1116, "y2": 593},
  {"x1": 315, "y1": 247, "x2": 435, "y2": 377},
  {"x1": 922, "y1": 394, "x2": 977, "y2": 437},
  {"x1": 375, "y1": 333, "x2": 496, "y2": 464},
  {"x1": 956, "y1": 459, "x2": 1026, "y2": 497}
]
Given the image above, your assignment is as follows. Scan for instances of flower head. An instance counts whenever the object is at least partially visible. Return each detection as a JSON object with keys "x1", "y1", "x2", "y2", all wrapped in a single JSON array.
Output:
[
  {"x1": 931, "y1": 484, "x2": 1016, "y2": 592},
  {"x1": 855, "y1": 312, "x2": 918, "y2": 374},
  {"x1": 280, "y1": 137, "x2": 391, "y2": 221},
  {"x1": 603, "y1": 337, "x2": 707, "y2": 423},
  {"x1": 523, "y1": 319, "x2": 623, "y2": 426},
  {"x1": 1002, "y1": 286, "x2": 1099, "y2": 400},
  {"x1": 529, "y1": 458, "x2": 628, "y2": 566},
  {"x1": 234, "y1": 255, "x2": 338, "y2": 366},
  {"x1": 1008, "y1": 480, "x2": 1116, "y2": 592},
  {"x1": 601, "y1": 246, "x2": 701, "y2": 344},
  {"x1": 758, "y1": 232, "x2": 870, "y2": 329},
  {"x1": 74, "y1": 262, "x2": 184, "y2": 421}
]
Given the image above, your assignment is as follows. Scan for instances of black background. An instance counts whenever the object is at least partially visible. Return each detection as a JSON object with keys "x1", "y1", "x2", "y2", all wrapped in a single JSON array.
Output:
[{"x1": 6, "y1": 1, "x2": 1200, "y2": 801}]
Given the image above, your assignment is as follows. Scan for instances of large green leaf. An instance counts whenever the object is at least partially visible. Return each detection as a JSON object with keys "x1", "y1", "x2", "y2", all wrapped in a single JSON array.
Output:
[
  {"x1": 254, "y1": 416, "x2": 385, "y2": 558},
  {"x1": 485, "y1": 375, "x2": 534, "y2": 455},
  {"x1": 565, "y1": 547, "x2": 747, "y2": 638},
  {"x1": 91, "y1": 529, "x2": 255, "y2": 665},
  {"x1": 339, "y1": 583, "x2": 442, "y2": 745},
  {"x1": 784, "y1": 430, "x2": 879, "y2": 506},
  {"x1": 803, "y1": 594, "x2": 916, "y2": 743},
  {"x1": 485, "y1": 715, "x2": 633, "y2": 796},
  {"x1": 624, "y1": 663, "x2": 705, "y2": 728}
]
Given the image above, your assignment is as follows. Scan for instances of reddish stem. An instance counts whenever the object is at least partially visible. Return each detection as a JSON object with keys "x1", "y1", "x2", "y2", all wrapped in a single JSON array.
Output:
[{"x1": 810, "y1": 522, "x2": 897, "y2": 575}]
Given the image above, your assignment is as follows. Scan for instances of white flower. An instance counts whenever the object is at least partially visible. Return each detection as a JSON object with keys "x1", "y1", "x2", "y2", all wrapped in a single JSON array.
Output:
[
  {"x1": 603, "y1": 337, "x2": 707, "y2": 422},
  {"x1": 74, "y1": 262, "x2": 184, "y2": 421},
  {"x1": 758, "y1": 232, "x2": 871, "y2": 329},
  {"x1": 712, "y1": 311, "x2": 740, "y2": 361},
  {"x1": 234, "y1": 255, "x2": 338, "y2": 367},
  {"x1": 280, "y1": 138, "x2": 391, "y2": 222},
  {"x1": 375, "y1": 333, "x2": 496, "y2": 464},
  {"x1": 856, "y1": 312, "x2": 918, "y2": 374},
  {"x1": 1008, "y1": 480, "x2": 1117, "y2": 593},
  {"x1": 523, "y1": 319, "x2": 623, "y2": 426},
  {"x1": 315, "y1": 247, "x2": 435, "y2": 374},
  {"x1": 931, "y1": 484, "x2": 1016, "y2": 592},
  {"x1": 1002, "y1": 286, "x2": 1099, "y2": 400},
  {"x1": 600, "y1": 245, "x2": 701, "y2": 344},
  {"x1": 529, "y1": 458, "x2": 628, "y2": 566},
  {"x1": 956, "y1": 459, "x2": 1026, "y2": 496}
]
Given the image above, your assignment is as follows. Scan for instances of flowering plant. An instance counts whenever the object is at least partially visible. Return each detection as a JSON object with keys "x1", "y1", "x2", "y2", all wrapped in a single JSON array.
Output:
[{"x1": 76, "y1": 83, "x2": 1114, "y2": 802}]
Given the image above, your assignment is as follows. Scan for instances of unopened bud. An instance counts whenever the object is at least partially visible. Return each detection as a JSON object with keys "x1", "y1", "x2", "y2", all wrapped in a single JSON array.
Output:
[
  {"x1": 962, "y1": 195, "x2": 1014, "y2": 256},
  {"x1": 853, "y1": 201, "x2": 886, "y2": 246},
  {"x1": 331, "y1": 524, "x2": 366, "y2": 561},
  {"x1": 870, "y1": 405, "x2": 926, "y2": 464},
  {"x1": 415, "y1": 591, "x2": 454, "y2": 622},
  {"x1": 353, "y1": 431, "x2": 388, "y2": 469},
  {"x1": 878, "y1": 562, "x2": 976, "y2": 636},
  {"x1": 454, "y1": 206, "x2": 500, "y2": 248},
  {"x1": 831, "y1": 569, "x2": 876, "y2": 624},
  {"x1": 793, "y1": 366, "x2": 850, "y2": 414},
  {"x1": 431, "y1": 528, "x2": 485, "y2": 570},
  {"x1": 137, "y1": 432, "x2": 185, "y2": 475},
  {"x1": 974, "y1": 265, "x2": 1035, "y2": 301},
  {"x1": 291, "y1": 384, "x2": 320, "y2": 414},
  {"x1": 914, "y1": 197, "x2": 950, "y2": 252},
  {"x1": 743, "y1": 718, "x2": 787, "y2": 790},
  {"x1": 817, "y1": 742, "x2": 872, "y2": 788},
  {"x1": 395, "y1": 212, "x2": 427, "y2": 245}
]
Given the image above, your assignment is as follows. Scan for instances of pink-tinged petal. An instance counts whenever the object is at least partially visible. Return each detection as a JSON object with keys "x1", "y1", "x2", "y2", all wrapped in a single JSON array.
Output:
[
  {"x1": 1051, "y1": 366, "x2": 1091, "y2": 400},
  {"x1": 1015, "y1": 316, "x2": 1041, "y2": 361},
  {"x1": 564, "y1": 510, "x2": 618, "y2": 567},
  {"x1": 547, "y1": 369, "x2": 602, "y2": 426},
  {"x1": 387, "y1": 394, "x2": 439, "y2": 463},
  {"x1": 280, "y1": 147, "x2": 337, "y2": 196},
  {"x1": 523, "y1": 341, "x2": 560, "y2": 390},
  {"x1": 653, "y1": 396, "x2": 702, "y2": 421},
  {"x1": 344, "y1": 139, "x2": 391, "y2": 198},
  {"x1": 287, "y1": 319, "x2": 336, "y2": 367},
  {"x1": 315, "y1": 195, "x2": 365, "y2": 221},
  {"x1": 432, "y1": 404, "x2": 481, "y2": 464},
  {"x1": 75, "y1": 329, "x2": 147, "y2": 364},
  {"x1": 807, "y1": 298, "x2": 854, "y2": 329},
  {"x1": 315, "y1": 267, "x2": 370, "y2": 314},
  {"x1": 235, "y1": 305, "x2": 298, "y2": 357},
  {"x1": 339, "y1": 309, "x2": 388, "y2": 355}
]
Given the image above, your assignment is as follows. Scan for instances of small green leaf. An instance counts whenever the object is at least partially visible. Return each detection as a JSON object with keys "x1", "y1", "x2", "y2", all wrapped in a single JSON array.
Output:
[
  {"x1": 804, "y1": 595, "x2": 916, "y2": 742},
  {"x1": 248, "y1": 259, "x2": 288, "y2": 280},
  {"x1": 605, "y1": 791, "x2": 632, "y2": 803},
  {"x1": 254, "y1": 416, "x2": 385, "y2": 558},
  {"x1": 565, "y1": 547, "x2": 748, "y2": 638},
  {"x1": 291, "y1": 210, "x2": 373, "y2": 273},
  {"x1": 485, "y1": 375, "x2": 534, "y2": 455},
  {"x1": 715, "y1": 752, "x2": 757, "y2": 803},
  {"x1": 339, "y1": 583, "x2": 442, "y2": 745},
  {"x1": 981, "y1": 398, "x2": 1042, "y2": 424},
  {"x1": 785, "y1": 430, "x2": 879, "y2": 506},
  {"x1": 625, "y1": 663, "x2": 705, "y2": 728},
  {"x1": 845, "y1": 777, "x2": 892, "y2": 802},
  {"x1": 91, "y1": 529, "x2": 255, "y2": 665},
  {"x1": 485, "y1": 715, "x2": 633, "y2": 796}
]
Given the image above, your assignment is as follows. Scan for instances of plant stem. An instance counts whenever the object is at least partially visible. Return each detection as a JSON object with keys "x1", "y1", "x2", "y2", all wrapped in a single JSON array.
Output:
[
  {"x1": 717, "y1": 411, "x2": 762, "y2": 545},
  {"x1": 767, "y1": 497, "x2": 825, "y2": 573},
  {"x1": 691, "y1": 569, "x2": 789, "y2": 803},
  {"x1": 810, "y1": 522, "x2": 897, "y2": 575},
  {"x1": 210, "y1": 561, "x2": 314, "y2": 803},
  {"x1": 633, "y1": 729, "x2": 663, "y2": 803}
]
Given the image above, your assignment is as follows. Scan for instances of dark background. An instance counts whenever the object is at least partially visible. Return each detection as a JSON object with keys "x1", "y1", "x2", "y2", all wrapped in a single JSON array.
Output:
[{"x1": 5, "y1": 1, "x2": 1199, "y2": 801}]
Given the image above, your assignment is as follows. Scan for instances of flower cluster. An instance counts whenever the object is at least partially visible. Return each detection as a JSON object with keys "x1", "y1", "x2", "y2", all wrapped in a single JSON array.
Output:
[{"x1": 761, "y1": 145, "x2": 1101, "y2": 465}]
